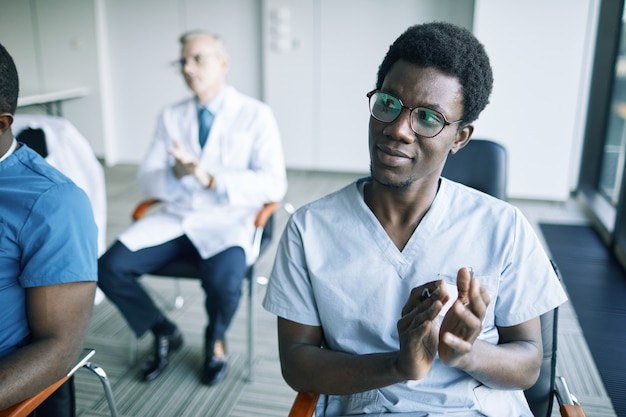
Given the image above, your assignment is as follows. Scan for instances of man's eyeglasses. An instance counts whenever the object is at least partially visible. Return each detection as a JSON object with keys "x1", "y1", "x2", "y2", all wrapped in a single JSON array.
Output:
[
  {"x1": 176, "y1": 54, "x2": 216, "y2": 68},
  {"x1": 367, "y1": 89, "x2": 463, "y2": 138}
]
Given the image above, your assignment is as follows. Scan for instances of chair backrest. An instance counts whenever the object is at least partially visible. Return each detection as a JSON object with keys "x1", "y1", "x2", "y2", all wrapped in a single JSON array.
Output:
[
  {"x1": 525, "y1": 306, "x2": 558, "y2": 417},
  {"x1": 0, "y1": 349, "x2": 98, "y2": 417},
  {"x1": 441, "y1": 139, "x2": 507, "y2": 200},
  {"x1": 442, "y1": 139, "x2": 557, "y2": 417},
  {"x1": 16, "y1": 127, "x2": 49, "y2": 158}
]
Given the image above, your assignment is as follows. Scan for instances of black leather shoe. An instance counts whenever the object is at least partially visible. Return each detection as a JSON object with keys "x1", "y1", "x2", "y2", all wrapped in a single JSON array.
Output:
[
  {"x1": 201, "y1": 356, "x2": 228, "y2": 385},
  {"x1": 141, "y1": 329, "x2": 184, "y2": 381}
]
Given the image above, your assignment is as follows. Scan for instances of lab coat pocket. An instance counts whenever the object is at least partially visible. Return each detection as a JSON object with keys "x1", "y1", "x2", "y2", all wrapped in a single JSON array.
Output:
[{"x1": 217, "y1": 131, "x2": 254, "y2": 168}]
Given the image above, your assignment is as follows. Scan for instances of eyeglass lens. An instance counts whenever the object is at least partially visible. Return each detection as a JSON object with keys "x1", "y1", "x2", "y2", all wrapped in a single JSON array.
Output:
[
  {"x1": 178, "y1": 54, "x2": 210, "y2": 68},
  {"x1": 368, "y1": 91, "x2": 446, "y2": 138}
]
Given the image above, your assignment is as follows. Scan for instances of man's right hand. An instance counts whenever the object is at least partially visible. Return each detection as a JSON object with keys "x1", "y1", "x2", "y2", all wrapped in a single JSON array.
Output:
[
  {"x1": 168, "y1": 139, "x2": 198, "y2": 178},
  {"x1": 395, "y1": 280, "x2": 449, "y2": 380}
]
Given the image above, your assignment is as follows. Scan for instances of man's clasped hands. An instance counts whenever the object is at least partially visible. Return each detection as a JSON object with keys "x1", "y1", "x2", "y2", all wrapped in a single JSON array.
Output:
[{"x1": 396, "y1": 267, "x2": 491, "y2": 380}]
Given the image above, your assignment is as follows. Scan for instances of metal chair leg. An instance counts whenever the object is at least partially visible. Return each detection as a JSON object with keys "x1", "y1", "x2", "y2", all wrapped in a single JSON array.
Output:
[
  {"x1": 148, "y1": 279, "x2": 184, "y2": 310},
  {"x1": 172, "y1": 280, "x2": 184, "y2": 309},
  {"x1": 82, "y1": 361, "x2": 120, "y2": 417},
  {"x1": 128, "y1": 330, "x2": 138, "y2": 365},
  {"x1": 246, "y1": 273, "x2": 255, "y2": 382}
]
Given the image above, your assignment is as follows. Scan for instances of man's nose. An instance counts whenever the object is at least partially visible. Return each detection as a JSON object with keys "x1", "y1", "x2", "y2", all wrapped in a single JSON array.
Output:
[{"x1": 383, "y1": 110, "x2": 416, "y2": 144}]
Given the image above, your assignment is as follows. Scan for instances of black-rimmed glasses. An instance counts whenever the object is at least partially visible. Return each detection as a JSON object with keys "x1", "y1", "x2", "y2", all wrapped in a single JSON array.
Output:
[{"x1": 367, "y1": 89, "x2": 463, "y2": 138}]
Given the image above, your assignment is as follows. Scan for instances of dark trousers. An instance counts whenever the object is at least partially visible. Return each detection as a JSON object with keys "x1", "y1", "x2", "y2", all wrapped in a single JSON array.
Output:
[{"x1": 98, "y1": 235, "x2": 246, "y2": 352}]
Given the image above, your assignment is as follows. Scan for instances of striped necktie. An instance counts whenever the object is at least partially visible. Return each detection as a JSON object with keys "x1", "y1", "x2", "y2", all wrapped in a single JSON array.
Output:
[{"x1": 198, "y1": 107, "x2": 213, "y2": 148}]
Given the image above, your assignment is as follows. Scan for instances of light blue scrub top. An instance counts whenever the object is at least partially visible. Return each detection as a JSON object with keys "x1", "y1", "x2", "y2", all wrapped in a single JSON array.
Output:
[
  {"x1": 0, "y1": 145, "x2": 97, "y2": 359},
  {"x1": 263, "y1": 177, "x2": 567, "y2": 416}
]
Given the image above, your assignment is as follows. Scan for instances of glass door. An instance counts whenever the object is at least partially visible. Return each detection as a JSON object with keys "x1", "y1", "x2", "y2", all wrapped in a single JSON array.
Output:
[
  {"x1": 598, "y1": 7, "x2": 626, "y2": 207},
  {"x1": 579, "y1": 0, "x2": 626, "y2": 269}
]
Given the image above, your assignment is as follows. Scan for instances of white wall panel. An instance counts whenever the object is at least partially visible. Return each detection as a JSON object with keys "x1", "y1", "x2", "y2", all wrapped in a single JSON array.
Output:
[
  {"x1": 316, "y1": 0, "x2": 473, "y2": 173},
  {"x1": 0, "y1": 1, "x2": 40, "y2": 94},
  {"x1": 263, "y1": 0, "x2": 474, "y2": 173},
  {"x1": 100, "y1": 0, "x2": 182, "y2": 164},
  {"x1": 262, "y1": 0, "x2": 317, "y2": 169},
  {"x1": 35, "y1": 0, "x2": 105, "y2": 156},
  {"x1": 473, "y1": 0, "x2": 598, "y2": 200},
  {"x1": 1, "y1": 0, "x2": 105, "y2": 156}
]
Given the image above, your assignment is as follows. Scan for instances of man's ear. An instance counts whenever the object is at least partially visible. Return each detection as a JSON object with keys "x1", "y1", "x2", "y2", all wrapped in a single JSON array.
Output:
[
  {"x1": 449, "y1": 124, "x2": 474, "y2": 155},
  {"x1": 0, "y1": 112, "x2": 14, "y2": 135}
]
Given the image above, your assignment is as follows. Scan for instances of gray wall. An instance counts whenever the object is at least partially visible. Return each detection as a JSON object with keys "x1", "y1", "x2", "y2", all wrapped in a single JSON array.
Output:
[{"x1": 474, "y1": 0, "x2": 597, "y2": 200}]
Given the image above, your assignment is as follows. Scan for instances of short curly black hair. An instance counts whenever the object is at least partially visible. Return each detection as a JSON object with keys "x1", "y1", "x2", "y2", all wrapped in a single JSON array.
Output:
[
  {"x1": 376, "y1": 22, "x2": 493, "y2": 125},
  {"x1": 0, "y1": 43, "x2": 19, "y2": 115}
]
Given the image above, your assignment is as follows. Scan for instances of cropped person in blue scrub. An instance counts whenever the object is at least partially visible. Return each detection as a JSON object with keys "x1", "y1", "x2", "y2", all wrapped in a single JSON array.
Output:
[
  {"x1": 0, "y1": 43, "x2": 98, "y2": 415},
  {"x1": 263, "y1": 22, "x2": 567, "y2": 416}
]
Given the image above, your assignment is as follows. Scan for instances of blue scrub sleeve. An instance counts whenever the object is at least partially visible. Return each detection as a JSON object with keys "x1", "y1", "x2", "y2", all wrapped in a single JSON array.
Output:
[{"x1": 19, "y1": 182, "x2": 98, "y2": 287}]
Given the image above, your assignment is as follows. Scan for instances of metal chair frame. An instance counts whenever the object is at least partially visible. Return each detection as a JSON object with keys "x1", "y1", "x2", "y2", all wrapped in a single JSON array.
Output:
[{"x1": 0, "y1": 348, "x2": 119, "y2": 417}]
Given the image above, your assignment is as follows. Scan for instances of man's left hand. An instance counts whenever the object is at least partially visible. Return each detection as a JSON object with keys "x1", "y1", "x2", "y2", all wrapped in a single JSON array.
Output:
[
  {"x1": 169, "y1": 139, "x2": 198, "y2": 178},
  {"x1": 438, "y1": 267, "x2": 490, "y2": 368},
  {"x1": 168, "y1": 139, "x2": 212, "y2": 187}
]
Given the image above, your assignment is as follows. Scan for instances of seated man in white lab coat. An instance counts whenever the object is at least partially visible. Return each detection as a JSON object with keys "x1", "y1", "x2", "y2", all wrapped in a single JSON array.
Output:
[{"x1": 98, "y1": 30, "x2": 287, "y2": 385}]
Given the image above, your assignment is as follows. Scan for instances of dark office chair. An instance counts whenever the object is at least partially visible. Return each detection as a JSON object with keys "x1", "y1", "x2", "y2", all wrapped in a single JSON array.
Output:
[
  {"x1": 15, "y1": 127, "x2": 49, "y2": 158},
  {"x1": 129, "y1": 200, "x2": 282, "y2": 381},
  {"x1": 0, "y1": 349, "x2": 119, "y2": 417},
  {"x1": 441, "y1": 138, "x2": 507, "y2": 200},
  {"x1": 287, "y1": 139, "x2": 586, "y2": 417}
]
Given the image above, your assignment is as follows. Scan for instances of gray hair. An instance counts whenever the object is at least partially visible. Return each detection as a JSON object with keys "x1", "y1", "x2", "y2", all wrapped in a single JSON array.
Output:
[{"x1": 179, "y1": 30, "x2": 228, "y2": 57}]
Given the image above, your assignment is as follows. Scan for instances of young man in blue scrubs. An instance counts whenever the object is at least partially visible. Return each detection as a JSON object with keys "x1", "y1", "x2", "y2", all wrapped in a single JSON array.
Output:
[{"x1": 0, "y1": 43, "x2": 98, "y2": 415}]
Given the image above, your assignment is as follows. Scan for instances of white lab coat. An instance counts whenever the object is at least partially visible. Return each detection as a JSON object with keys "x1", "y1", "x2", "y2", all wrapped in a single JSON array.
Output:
[
  {"x1": 119, "y1": 86, "x2": 287, "y2": 264},
  {"x1": 12, "y1": 115, "x2": 108, "y2": 256}
]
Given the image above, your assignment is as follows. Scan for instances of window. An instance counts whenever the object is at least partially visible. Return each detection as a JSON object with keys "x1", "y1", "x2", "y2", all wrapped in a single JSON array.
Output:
[{"x1": 598, "y1": 8, "x2": 626, "y2": 206}]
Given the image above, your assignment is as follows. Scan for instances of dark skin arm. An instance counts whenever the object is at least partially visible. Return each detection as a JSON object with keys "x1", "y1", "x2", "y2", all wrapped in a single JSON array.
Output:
[
  {"x1": 0, "y1": 281, "x2": 96, "y2": 409},
  {"x1": 278, "y1": 281, "x2": 448, "y2": 394},
  {"x1": 278, "y1": 319, "x2": 407, "y2": 395},
  {"x1": 278, "y1": 267, "x2": 542, "y2": 395}
]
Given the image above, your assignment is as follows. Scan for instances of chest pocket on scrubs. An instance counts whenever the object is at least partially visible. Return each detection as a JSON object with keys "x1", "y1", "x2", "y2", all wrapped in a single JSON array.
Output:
[{"x1": 324, "y1": 390, "x2": 381, "y2": 416}]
